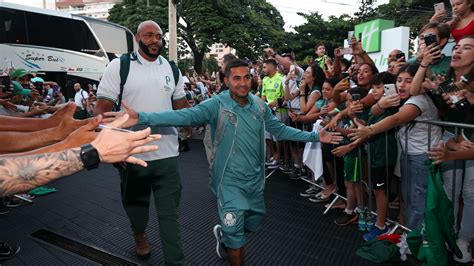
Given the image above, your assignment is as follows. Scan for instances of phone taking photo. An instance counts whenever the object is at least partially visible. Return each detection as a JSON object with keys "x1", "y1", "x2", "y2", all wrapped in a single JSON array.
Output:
[
  {"x1": 351, "y1": 93, "x2": 361, "y2": 101},
  {"x1": 424, "y1": 33, "x2": 438, "y2": 47},
  {"x1": 434, "y1": 2, "x2": 445, "y2": 13},
  {"x1": 383, "y1": 84, "x2": 398, "y2": 96},
  {"x1": 340, "y1": 47, "x2": 353, "y2": 55}
]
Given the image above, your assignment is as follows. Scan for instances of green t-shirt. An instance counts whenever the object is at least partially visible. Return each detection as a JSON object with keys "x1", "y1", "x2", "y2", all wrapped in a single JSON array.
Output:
[
  {"x1": 407, "y1": 55, "x2": 451, "y2": 77},
  {"x1": 368, "y1": 108, "x2": 398, "y2": 168},
  {"x1": 262, "y1": 73, "x2": 283, "y2": 104}
]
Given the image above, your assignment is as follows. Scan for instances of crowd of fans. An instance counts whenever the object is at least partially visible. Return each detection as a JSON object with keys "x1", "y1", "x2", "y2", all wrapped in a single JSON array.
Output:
[
  {"x1": 0, "y1": 0, "x2": 473, "y2": 263},
  {"x1": 174, "y1": 1, "x2": 473, "y2": 263}
]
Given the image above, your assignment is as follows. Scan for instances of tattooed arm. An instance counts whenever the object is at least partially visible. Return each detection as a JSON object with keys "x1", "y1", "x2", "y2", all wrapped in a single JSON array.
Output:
[
  {"x1": 0, "y1": 114, "x2": 160, "y2": 197},
  {"x1": 0, "y1": 148, "x2": 84, "y2": 197}
]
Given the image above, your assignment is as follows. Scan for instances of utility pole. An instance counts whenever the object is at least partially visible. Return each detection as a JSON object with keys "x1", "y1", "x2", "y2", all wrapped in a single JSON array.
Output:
[{"x1": 168, "y1": 0, "x2": 178, "y2": 62}]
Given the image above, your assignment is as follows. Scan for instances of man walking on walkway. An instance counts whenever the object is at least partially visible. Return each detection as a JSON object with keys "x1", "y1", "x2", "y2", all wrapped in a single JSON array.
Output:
[
  {"x1": 94, "y1": 20, "x2": 189, "y2": 264},
  {"x1": 104, "y1": 59, "x2": 342, "y2": 265}
]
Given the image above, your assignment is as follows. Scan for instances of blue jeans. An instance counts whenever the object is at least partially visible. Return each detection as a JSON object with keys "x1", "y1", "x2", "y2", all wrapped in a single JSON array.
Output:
[{"x1": 401, "y1": 153, "x2": 428, "y2": 230}]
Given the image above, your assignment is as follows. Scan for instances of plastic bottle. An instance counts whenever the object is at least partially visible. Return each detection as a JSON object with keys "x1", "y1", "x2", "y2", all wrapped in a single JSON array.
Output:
[
  {"x1": 358, "y1": 208, "x2": 366, "y2": 231},
  {"x1": 365, "y1": 210, "x2": 374, "y2": 232}
]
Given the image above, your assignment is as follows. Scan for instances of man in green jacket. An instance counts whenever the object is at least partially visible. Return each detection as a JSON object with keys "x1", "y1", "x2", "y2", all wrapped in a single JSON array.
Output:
[{"x1": 105, "y1": 59, "x2": 342, "y2": 265}]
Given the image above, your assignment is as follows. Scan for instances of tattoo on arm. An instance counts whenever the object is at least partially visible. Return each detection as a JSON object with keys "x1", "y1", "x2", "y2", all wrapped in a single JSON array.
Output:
[{"x1": 0, "y1": 148, "x2": 84, "y2": 197}]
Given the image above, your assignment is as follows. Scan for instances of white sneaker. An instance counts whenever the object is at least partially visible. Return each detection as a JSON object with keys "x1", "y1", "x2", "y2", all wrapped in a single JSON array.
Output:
[
  {"x1": 266, "y1": 159, "x2": 279, "y2": 169},
  {"x1": 454, "y1": 238, "x2": 472, "y2": 263},
  {"x1": 213, "y1": 225, "x2": 227, "y2": 260}
]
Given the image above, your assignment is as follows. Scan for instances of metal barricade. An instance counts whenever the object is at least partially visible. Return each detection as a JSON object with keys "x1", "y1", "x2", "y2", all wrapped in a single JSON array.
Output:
[{"x1": 280, "y1": 117, "x2": 474, "y2": 234}]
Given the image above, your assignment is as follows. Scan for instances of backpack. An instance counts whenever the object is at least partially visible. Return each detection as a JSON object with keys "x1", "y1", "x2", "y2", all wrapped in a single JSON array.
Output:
[{"x1": 114, "y1": 52, "x2": 181, "y2": 110}]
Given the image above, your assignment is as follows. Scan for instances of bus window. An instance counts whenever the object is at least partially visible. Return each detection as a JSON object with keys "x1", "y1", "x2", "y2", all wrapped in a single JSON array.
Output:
[
  {"x1": 0, "y1": 8, "x2": 28, "y2": 44},
  {"x1": 25, "y1": 11, "x2": 102, "y2": 57}
]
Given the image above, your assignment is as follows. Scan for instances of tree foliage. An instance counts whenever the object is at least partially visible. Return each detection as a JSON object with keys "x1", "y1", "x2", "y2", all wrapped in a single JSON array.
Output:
[{"x1": 108, "y1": 0, "x2": 286, "y2": 74}]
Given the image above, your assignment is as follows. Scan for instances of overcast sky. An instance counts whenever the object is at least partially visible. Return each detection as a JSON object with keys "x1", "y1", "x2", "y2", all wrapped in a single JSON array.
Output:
[
  {"x1": 3, "y1": 0, "x2": 389, "y2": 31},
  {"x1": 268, "y1": 0, "x2": 390, "y2": 31}
]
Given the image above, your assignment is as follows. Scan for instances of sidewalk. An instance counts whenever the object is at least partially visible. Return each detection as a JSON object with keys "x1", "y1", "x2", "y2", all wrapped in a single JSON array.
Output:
[{"x1": 1, "y1": 139, "x2": 379, "y2": 265}]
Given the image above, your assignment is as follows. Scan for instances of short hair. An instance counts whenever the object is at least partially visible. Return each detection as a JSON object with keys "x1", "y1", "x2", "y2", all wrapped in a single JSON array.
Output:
[
  {"x1": 224, "y1": 59, "x2": 249, "y2": 78},
  {"x1": 281, "y1": 52, "x2": 295, "y2": 61},
  {"x1": 222, "y1": 53, "x2": 237, "y2": 64},
  {"x1": 263, "y1": 58, "x2": 278, "y2": 67},
  {"x1": 371, "y1": 72, "x2": 396, "y2": 85},
  {"x1": 419, "y1": 22, "x2": 451, "y2": 40},
  {"x1": 314, "y1": 42, "x2": 325, "y2": 49}
]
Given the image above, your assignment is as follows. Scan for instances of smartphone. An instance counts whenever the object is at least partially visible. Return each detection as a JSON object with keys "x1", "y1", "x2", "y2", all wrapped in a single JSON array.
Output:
[
  {"x1": 434, "y1": 2, "x2": 445, "y2": 13},
  {"x1": 438, "y1": 80, "x2": 457, "y2": 94},
  {"x1": 340, "y1": 47, "x2": 353, "y2": 55},
  {"x1": 358, "y1": 32, "x2": 362, "y2": 41},
  {"x1": 351, "y1": 93, "x2": 361, "y2": 101},
  {"x1": 347, "y1": 31, "x2": 354, "y2": 45},
  {"x1": 424, "y1": 33, "x2": 438, "y2": 46},
  {"x1": 383, "y1": 84, "x2": 398, "y2": 96}
]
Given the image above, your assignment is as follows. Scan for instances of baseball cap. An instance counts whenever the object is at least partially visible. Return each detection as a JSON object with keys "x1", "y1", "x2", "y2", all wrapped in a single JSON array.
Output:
[
  {"x1": 31, "y1": 77, "x2": 44, "y2": 83},
  {"x1": 11, "y1": 81, "x2": 31, "y2": 96},
  {"x1": 11, "y1": 68, "x2": 32, "y2": 79}
]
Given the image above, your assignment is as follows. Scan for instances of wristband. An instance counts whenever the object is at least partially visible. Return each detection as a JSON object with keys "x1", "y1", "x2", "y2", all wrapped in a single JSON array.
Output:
[
  {"x1": 299, "y1": 94, "x2": 306, "y2": 97},
  {"x1": 420, "y1": 64, "x2": 428, "y2": 68},
  {"x1": 334, "y1": 108, "x2": 341, "y2": 113}
]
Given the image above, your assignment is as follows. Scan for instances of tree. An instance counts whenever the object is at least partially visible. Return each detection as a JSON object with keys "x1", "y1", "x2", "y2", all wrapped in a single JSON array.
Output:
[
  {"x1": 283, "y1": 12, "x2": 354, "y2": 66},
  {"x1": 108, "y1": 0, "x2": 286, "y2": 74}
]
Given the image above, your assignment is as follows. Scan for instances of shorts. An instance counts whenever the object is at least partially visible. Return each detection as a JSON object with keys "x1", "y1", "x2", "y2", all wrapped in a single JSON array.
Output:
[
  {"x1": 344, "y1": 156, "x2": 362, "y2": 183},
  {"x1": 218, "y1": 186, "x2": 266, "y2": 249},
  {"x1": 371, "y1": 166, "x2": 394, "y2": 190}
]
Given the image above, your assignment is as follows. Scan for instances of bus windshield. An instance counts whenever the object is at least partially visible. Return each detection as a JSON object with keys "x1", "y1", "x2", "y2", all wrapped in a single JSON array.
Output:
[{"x1": 0, "y1": 6, "x2": 104, "y2": 57}]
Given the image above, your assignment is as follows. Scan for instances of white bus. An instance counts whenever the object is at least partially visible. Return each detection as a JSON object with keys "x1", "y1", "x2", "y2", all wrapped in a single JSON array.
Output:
[{"x1": 0, "y1": 2, "x2": 136, "y2": 96}]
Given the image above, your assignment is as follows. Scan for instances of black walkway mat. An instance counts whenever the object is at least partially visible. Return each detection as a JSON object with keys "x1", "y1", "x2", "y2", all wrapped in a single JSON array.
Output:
[{"x1": 31, "y1": 229, "x2": 137, "y2": 265}]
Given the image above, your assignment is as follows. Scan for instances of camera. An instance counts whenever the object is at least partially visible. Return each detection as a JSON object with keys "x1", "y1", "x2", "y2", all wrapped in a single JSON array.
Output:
[{"x1": 424, "y1": 33, "x2": 438, "y2": 47}]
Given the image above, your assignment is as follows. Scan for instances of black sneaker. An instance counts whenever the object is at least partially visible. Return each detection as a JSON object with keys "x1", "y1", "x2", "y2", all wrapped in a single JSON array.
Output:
[
  {"x1": 0, "y1": 242, "x2": 20, "y2": 261},
  {"x1": 213, "y1": 225, "x2": 227, "y2": 260},
  {"x1": 334, "y1": 211, "x2": 358, "y2": 226}
]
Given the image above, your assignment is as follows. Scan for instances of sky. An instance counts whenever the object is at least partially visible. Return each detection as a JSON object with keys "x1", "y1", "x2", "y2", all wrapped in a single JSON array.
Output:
[
  {"x1": 3, "y1": 0, "x2": 390, "y2": 31},
  {"x1": 267, "y1": 0, "x2": 389, "y2": 31}
]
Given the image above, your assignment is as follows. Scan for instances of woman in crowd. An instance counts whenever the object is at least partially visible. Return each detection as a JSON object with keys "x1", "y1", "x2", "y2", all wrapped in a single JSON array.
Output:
[
  {"x1": 431, "y1": 0, "x2": 474, "y2": 43},
  {"x1": 350, "y1": 63, "x2": 442, "y2": 230},
  {"x1": 298, "y1": 63, "x2": 325, "y2": 114}
]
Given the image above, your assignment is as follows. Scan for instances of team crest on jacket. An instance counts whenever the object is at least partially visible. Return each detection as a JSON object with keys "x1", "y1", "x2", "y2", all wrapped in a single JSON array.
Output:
[{"x1": 223, "y1": 212, "x2": 236, "y2": 226}]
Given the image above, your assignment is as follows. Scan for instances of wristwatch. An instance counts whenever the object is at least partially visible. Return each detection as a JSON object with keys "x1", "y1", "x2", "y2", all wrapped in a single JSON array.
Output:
[{"x1": 80, "y1": 144, "x2": 101, "y2": 170}]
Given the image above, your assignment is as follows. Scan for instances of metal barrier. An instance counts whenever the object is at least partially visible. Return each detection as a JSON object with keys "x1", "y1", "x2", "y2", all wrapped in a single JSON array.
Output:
[{"x1": 269, "y1": 113, "x2": 474, "y2": 234}]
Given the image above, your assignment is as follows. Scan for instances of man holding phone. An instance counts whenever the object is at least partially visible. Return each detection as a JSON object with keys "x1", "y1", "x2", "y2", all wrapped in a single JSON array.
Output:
[{"x1": 409, "y1": 22, "x2": 451, "y2": 76}]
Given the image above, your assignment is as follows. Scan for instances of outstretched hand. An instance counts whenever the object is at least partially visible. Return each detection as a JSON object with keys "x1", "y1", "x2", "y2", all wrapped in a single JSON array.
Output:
[
  {"x1": 348, "y1": 119, "x2": 370, "y2": 143},
  {"x1": 319, "y1": 125, "x2": 343, "y2": 144},
  {"x1": 103, "y1": 101, "x2": 139, "y2": 128},
  {"x1": 91, "y1": 113, "x2": 161, "y2": 167},
  {"x1": 427, "y1": 141, "x2": 448, "y2": 164}
]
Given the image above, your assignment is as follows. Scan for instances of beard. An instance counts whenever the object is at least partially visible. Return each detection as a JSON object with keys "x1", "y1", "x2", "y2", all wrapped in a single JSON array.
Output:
[{"x1": 139, "y1": 40, "x2": 162, "y2": 59}]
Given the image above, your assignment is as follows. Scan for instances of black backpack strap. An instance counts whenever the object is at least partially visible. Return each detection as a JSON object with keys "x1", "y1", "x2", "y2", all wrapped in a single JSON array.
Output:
[
  {"x1": 115, "y1": 52, "x2": 133, "y2": 110},
  {"x1": 169, "y1": 60, "x2": 180, "y2": 86}
]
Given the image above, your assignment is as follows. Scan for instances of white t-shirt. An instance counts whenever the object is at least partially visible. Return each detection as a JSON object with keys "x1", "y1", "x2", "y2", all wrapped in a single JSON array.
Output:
[
  {"x1": 398, "y1": 94, "x2": 441, "y2": 155},
  {"x1": 286, "y1": 65, "x2": 304, "y2": 113},
  {"x1": 97, "y1": 52, "x2": 186, "y2": 161},
  {"x1": 74, "y1": 89, "x2": 89, "y2": 109}
]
